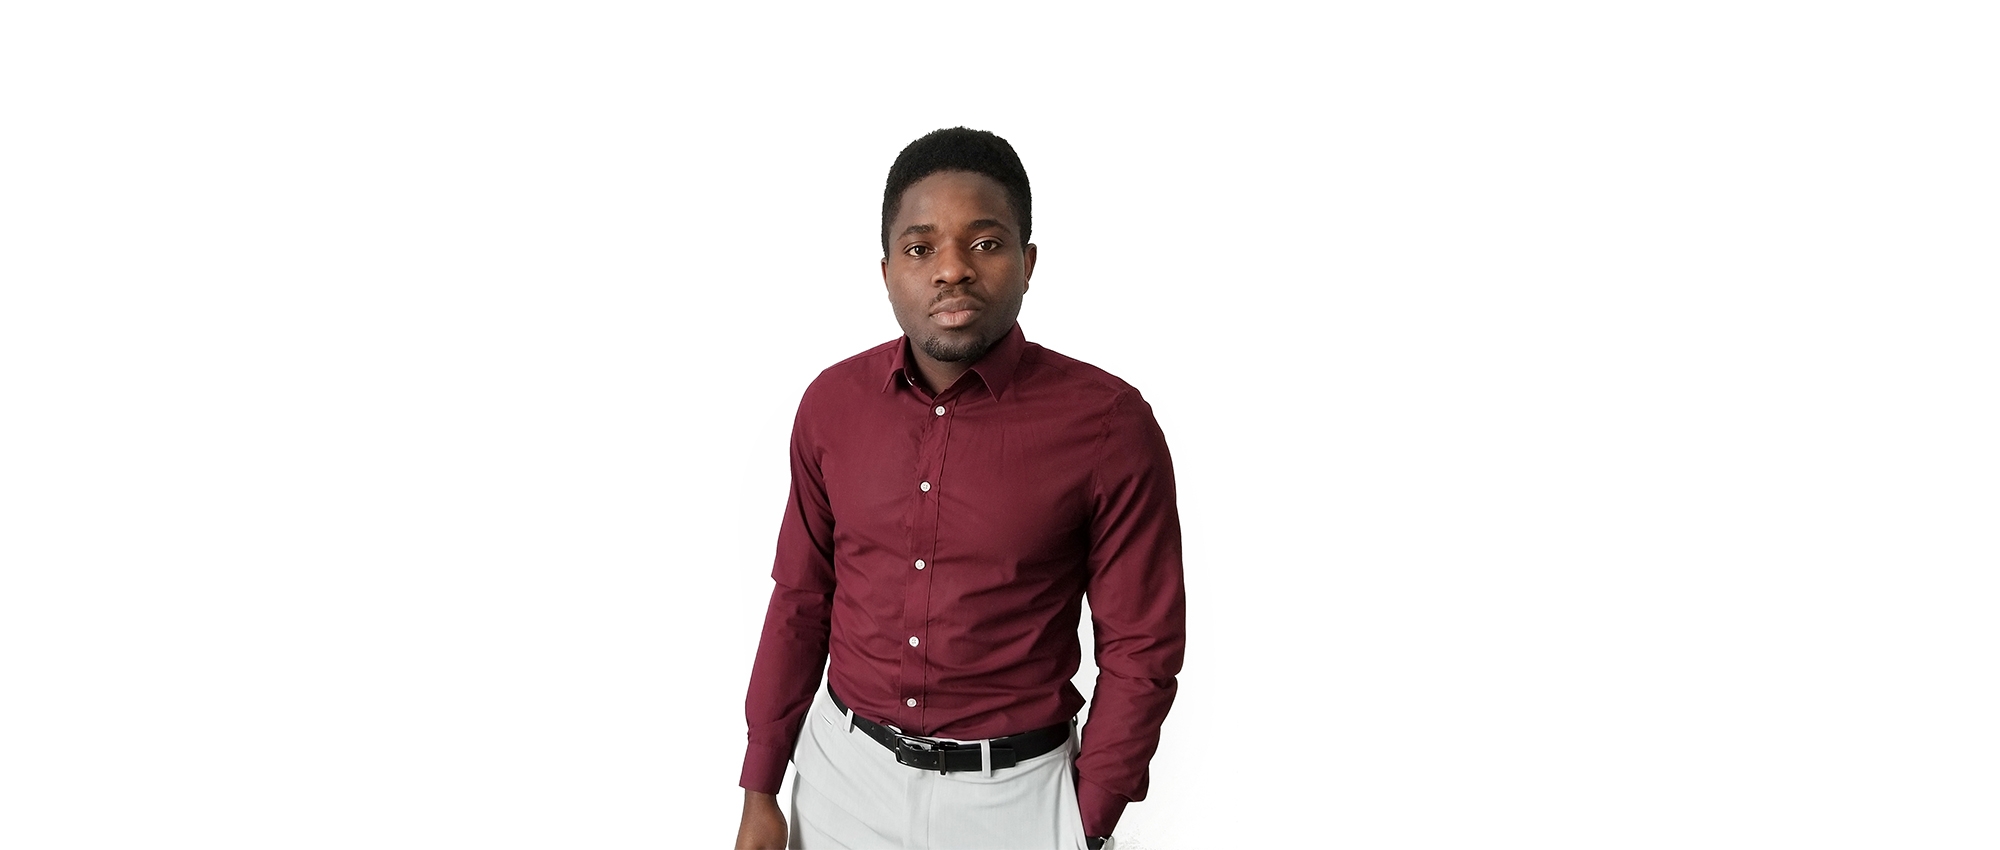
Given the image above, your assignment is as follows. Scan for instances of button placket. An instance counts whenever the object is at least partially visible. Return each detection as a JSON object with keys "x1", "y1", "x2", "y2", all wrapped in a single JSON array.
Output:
[{"x1": 897, "y1": 388, "x2": 954, "y2": 732}]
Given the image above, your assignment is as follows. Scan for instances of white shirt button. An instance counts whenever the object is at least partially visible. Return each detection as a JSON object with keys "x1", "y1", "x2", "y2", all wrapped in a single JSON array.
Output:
[
  {"x1": 909, "y1": 636, "x2": 920, "y2": 646},
  {"x1": 920, "y1": 481, "x2": 931, "y2": 492},
  {"x1": 914, "y1": 559, "x2": 925, "y2": 570},
  {"x1": 934, "y1": 405, "x2": 946, "y2": 416},
  {"x1": 906, "y1": 698, "x2": 918, "y2": 707}
]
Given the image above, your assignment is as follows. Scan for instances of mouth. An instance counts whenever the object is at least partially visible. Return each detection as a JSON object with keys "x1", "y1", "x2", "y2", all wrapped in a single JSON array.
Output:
[{"x1": 929, "y1": 299, "x2": 981, "y2": 329}]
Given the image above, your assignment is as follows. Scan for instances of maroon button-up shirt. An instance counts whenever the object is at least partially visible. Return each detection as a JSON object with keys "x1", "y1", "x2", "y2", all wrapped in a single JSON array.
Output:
[{"x1": 739, "y1": 324, "x2": 1185, "y2": 836}]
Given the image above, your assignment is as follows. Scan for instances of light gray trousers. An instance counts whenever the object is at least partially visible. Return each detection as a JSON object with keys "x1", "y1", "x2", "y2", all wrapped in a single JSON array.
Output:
[{"x1": 789, "y1": 686, "x2": 1090, "y2": 850}]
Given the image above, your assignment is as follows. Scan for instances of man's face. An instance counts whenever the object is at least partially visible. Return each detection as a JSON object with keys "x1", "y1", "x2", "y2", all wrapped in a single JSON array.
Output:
[{"x1": 882, "y1": 170, "x2": 1036, "y2": 369}]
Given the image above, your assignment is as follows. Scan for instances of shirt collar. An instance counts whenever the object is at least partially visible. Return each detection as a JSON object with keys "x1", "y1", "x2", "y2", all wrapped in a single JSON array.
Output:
[{"x1": 881, "y1": 323, "x2": 1028, "y2": 400}]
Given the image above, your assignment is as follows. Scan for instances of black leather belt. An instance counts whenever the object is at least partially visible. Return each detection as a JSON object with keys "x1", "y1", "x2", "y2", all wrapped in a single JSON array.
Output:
[{"x1": 828, "y1": 687, "x2": 1072, "y2": 774}]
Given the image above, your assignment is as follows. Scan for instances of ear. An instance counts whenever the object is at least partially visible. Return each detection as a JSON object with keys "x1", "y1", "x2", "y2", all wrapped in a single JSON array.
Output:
[
  {"x1": 881, "y1": 256, "x2": 889, "y2": 288},
  {"x1": 1022, "y1": 243, "x2": 1037, "y2": 290}
]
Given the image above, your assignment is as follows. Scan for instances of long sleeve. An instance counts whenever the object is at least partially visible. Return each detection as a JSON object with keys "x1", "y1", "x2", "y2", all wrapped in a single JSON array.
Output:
[
  {"x1": 738, "y1": 394, "x2": 838, "y2": 794},
  {"x1": 1074, "y1": 390, "x2": 1187, "y2": 836}
]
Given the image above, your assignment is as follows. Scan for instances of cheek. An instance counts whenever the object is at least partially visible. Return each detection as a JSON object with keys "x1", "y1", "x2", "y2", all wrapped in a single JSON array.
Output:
[
  {"x1": 972, "y1": 256, "x2": 1013, "y2": 279},
  {"x1": 888, "y1": 284, "x2": 926, "y2": 316},
  {"x1": 986, "y1": 258, "x2": 1027, "y2": 288}
]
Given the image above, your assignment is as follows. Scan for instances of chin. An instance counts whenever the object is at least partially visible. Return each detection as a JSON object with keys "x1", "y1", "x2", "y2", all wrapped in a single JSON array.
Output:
[{"x1": 921, "y1": 333, "x2": 992, "y2": 363}]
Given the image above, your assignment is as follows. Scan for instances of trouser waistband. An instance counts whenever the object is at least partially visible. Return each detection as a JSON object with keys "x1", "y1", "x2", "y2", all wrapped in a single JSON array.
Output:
[{"x1": 827, "y1": 685, "x2": 1073, "y2": 775}]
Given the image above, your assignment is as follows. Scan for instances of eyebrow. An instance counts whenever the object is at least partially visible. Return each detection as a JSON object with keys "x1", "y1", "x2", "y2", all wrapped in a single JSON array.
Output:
[{"x1": 894, "y1": 219, "x2": 1016, "y2": 241}]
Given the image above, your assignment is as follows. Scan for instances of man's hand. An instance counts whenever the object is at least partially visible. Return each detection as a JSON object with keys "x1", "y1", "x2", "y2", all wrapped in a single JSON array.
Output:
[{"x1": 734, "y1": 790, "x2": 787, "y2": 850}]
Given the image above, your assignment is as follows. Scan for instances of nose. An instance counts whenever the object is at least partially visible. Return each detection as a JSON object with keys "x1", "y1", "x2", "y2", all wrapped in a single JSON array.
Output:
[{"x1": 932, "y1": 243, "x2": 975, "y2": 287}]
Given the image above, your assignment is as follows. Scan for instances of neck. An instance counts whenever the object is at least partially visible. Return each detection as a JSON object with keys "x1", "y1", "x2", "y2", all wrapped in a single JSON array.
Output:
[{"x1": 912, "y1": 355, "x2": 970, "y2": 395}]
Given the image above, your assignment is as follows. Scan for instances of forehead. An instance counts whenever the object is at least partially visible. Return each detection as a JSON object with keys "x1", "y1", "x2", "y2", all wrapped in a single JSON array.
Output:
[{"x1": 891, "y1": 171, "x2": 1018, "y2": 232}]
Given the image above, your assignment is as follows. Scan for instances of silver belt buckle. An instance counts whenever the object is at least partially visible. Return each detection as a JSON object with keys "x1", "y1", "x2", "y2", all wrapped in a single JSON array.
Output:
[{"x1": 893, "y1": 734, "x2": 960, "y2": 773}]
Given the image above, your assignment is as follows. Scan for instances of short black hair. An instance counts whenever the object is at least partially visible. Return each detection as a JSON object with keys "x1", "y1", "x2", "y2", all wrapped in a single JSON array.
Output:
[{"x1": 881, "y1": 127, "x2": 1032, "y2": 256}]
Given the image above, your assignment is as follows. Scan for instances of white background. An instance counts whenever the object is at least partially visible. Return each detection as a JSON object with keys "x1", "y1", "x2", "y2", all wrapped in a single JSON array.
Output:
[{"x1": 3, "y1": 2, "x2": 1995, "y2": 848}]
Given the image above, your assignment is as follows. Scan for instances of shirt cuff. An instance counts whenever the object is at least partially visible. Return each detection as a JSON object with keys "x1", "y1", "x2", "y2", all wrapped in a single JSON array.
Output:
[
  {"x1": 739, "y1": 741, "x2": 791, "y2": 795},
  {"x1": 1076, "y1": 776, "x2": 1129, "y2": 838}
]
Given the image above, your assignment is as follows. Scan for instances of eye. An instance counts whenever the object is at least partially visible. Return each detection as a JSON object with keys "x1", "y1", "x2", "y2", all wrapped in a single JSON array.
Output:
[
  {"x1": 971, "y1": 238, "x2": 1001, "y2": 251},
  {"x1": 903, "y1": 244, "x2": 932, "y2": 258}
]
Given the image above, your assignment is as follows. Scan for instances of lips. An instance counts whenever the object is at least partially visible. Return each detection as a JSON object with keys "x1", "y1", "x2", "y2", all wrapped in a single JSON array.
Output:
[{"x1": 929, "y1": 298, "x2": 981, "y2": 329}]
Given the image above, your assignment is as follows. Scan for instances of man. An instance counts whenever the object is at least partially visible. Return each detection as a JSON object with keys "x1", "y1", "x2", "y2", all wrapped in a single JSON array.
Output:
[{"x1": 735, "y1": 127, "x2": 1185, "y2": 850}]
